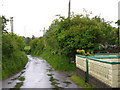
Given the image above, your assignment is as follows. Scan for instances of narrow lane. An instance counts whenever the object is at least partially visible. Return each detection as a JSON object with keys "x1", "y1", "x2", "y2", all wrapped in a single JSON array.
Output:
[{"x1": 2, "y1": 55, "x2": 81, "y2": 88}]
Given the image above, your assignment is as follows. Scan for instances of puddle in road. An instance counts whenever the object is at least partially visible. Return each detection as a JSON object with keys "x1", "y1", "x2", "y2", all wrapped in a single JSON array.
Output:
[
  {"x1": 2, "y1": 68, "x2": 26, "y2": 88},
  {"x1": 2, "y1": 55, "x2": 81, "y2": 88}
]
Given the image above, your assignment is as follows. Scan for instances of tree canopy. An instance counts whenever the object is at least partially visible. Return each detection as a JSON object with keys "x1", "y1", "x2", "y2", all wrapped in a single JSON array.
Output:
[{"x1": 30, "y1": 13, "x2": 118, "y2": 62}]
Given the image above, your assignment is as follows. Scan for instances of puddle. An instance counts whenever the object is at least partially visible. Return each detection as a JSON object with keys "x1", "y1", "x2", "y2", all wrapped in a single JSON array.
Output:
[
  {"x1": 2, "y1": 55, "x2": 82, "y2": 88},
  {"x1": 2, "y1": 67, "x2": 26, "y2": 88}
]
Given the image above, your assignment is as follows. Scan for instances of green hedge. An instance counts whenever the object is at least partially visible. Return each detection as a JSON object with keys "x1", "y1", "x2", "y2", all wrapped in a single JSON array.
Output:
[
  {"x1": 2, "y1": 33, "x2": 28, "y2": 79},
  {"x1": 2, "y1": 51, "x2": 28, "y2": 80}
]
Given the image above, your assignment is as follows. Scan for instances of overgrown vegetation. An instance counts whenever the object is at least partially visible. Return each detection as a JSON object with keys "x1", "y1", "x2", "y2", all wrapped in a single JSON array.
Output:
[
  {"x1": 39, "y1": 51, "x2": 76, "y2": 71},
  {"x1": 70, "y1": 75, "x2": 93, "y2": 88},
  {"x1": 30, "y1": 12, "x2": 118, "y2": 71},
  {"x1": 0, "y1": 16, "x2": 2, "y2": 80},
  {"x1": 1, "y1": 16, "x2": 28, "y2": 79},
  {"x1": 24, "y1": 46, "x2": 31, "y2": 54}
]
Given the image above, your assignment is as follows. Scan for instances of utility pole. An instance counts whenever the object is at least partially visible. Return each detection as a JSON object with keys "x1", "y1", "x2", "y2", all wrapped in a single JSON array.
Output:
[
  {"x1": 68, "y1": 0, "x2": 71, "y2": 18},
  {"x1": 24, "y1": 26, "x2": 26, "y2": 37},
  {"x1": 40, "y1": 27, "x2": 46, "y2": 36},
  {"x1": 10, "y1": 17, "x2": 13, "y2": 33},
  {"x1": 43, "y1": 27, "x2": 46, "y2": 35},
  {"x1": 40, "y1": 27, "x2": 46, "y2": 47}
]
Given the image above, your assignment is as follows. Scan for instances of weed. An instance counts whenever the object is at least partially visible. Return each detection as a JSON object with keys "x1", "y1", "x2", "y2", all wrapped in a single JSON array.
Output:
[
  {"x1": 38, "y1": 52, "x2": 76, "y2": 71},
  {"x1": 11, "y1": 77, "x2": 18, "y2": 81},
  {"x1": 52, "y1": 85, "x2": 62, "y2": 89},
  {"x1": 70, "y1": 75, "x2": 93, "y2": 88},
  {"x1": 8, "y1": 81, "x2": 12, "y2": 84},
  {"x1": 63, "y1": 81, "x2": 71, "y2": 84},
  {"x1": 18, "y1": 76, "x2": 25, "y2": 81},
  {"x1": 49, "y1": 76, "x2": 59, "y2": 82},
  {"x1": 66, "y1": 74, "x2": 72, "y2": 77},
  {"x1": 47, "y1": 74, "x2": 54, "y2": 76},
  {"x1": 14, "y1": 82, "x2": 23, "y2": 88},
  {"x1": 47, "y1": 68, "x2": 54, "y2": 72},
  {"x1": 2, "y1": 51, "x2": 28, "y2": 79},
  {"x1": 51, "y1": 81, "x2": 60, "y2": 85},
  {"x1": 63, "y1": 81, "x2": 71, "y2": 87},
  {"x1": 19, "y1": 71, "x2": 25, "y2": 76}
]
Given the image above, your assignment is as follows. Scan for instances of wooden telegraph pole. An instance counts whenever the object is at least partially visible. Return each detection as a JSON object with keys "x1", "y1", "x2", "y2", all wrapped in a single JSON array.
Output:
[
  {"x1": 68, "y1": 0, "x2": 71, "y2": 18},
  {"x1": 40, "y1": 27, "x2": 46, "y2": 47}
]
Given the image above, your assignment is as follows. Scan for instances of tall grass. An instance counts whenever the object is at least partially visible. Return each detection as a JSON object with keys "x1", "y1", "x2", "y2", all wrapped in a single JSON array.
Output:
[
  {"x1": 32, "y1": 51, "x2": 76, "y2": 71},
  {"x1": 70, "y1": 75, "x2": 93, "y2": 88},
  {"x1": 24, "y1": 46, "x2": 31, "y2": 54},
  {"x1": 2, "y1": 51, "x2": 28, "y2": 79}
]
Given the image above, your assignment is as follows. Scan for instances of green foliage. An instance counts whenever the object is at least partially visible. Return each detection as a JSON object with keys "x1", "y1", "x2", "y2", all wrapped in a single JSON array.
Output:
[
  {"x1": 70, "y1": 75, "x2": 93, "y2": 88},
  {"x1": 24, "y1": 46, "x2": 31, "y2": 54},
  {"x1": 30, "y1": 38, "x2": 40, "y2": 55},
  {"x1": 0, "y1": 16, "x2": 9, "y2": 33},
  {"x1": 0, "y1": 16, "x2": 2, "y2": 80},
  {"x1": 30, "y1": 13, "x2": 118, "y2": 70},
  {"x1": 55, "y1": 15, "x2": 118, "y2": 55},
  {"x1": 24, "y1": 46, "x2": 31, "y2": 50},
  {"x1": 2, "y1": 33, "x2": 26, "y2": 56},
  {"x1": 76, "y1": 49, "x2": 91, "y2": 56},
  {"x1": 38, "y1": 51, "x2": 76, "y2": 71},
  {"x1": 2, "y1": 51, "x2": 28, "y2": 79},
  {"x1": 1, "y1": 16, "x2": 28, "y2": 79},
  {"x1": 25, "y1": 37, "x2": 32, "y2": 46},
  {"x1": 2, "y1": 33, "x2": 28, "y2": 79},
  {"x1": 116, "y1": 20, "x2": 120, "y2": 25}
]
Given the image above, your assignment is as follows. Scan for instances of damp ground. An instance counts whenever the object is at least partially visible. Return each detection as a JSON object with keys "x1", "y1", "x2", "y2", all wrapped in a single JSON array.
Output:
[{"x1": 2, "y1": 55, "x2": 82, "y2": 88}]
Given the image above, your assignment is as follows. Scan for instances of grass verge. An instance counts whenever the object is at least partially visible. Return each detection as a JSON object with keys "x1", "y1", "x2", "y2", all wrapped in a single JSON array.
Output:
[
  {"x1": 24, "y1": 46, "x2": 31, "y2": 54},
  {"x1": 35, "y1": 51, "x2": 76, "y2": 71},
  {"x1": 24, "y1": 46, "x2": 30, "y2": 50},
  {"x1": 70, "y1": 75, "x2": 93, "y2": 88},
  {"x1": 2, "y1": 51, "x2": 28, "y2": 79}
]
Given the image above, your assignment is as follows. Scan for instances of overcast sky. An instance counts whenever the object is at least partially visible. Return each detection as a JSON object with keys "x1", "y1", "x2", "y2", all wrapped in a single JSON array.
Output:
[{"x1": 1, "y1": 0, "x2": 120, "y2": 37}]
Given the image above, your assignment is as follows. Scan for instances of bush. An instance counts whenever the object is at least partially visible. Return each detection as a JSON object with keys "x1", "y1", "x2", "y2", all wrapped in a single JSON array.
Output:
[
  {"x1": 29, "y1": 13, "x2": 118, "y2": 71},
  {"x1": 1, "y1": 16, "x2": 28, "y2": 79},
  {"x1": 2, "y1": 51, "x2": 28, "y2": 79},
  {"x1": 2, "y1": 33, "x2": 28, "y2": 79}
]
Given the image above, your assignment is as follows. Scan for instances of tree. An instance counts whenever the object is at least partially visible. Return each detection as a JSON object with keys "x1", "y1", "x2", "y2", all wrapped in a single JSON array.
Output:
[
  {"x1": 30, "y1": 13, "x2": 118, "y2": 63},
  {"x1": 0, "y1": 16, "x2": 9, "y2": 33},
  {"x1": 32, "y1": 35, "x2": 35, "y2": 40},
  {"x1": 25, "y1": 37, "x2": 32, "y2": 46}
]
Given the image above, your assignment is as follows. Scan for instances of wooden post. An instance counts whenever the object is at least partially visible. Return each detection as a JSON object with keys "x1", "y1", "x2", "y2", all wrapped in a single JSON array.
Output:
[
  {"x1": 68, "y1": 0, "x2": 71, "y2": 18},
  {"x1": 10, "y1": 17, "x2": 13, "y2": 33},
  {"x1": 85, "y1": 58, "x2": 89, "y2": 82}
]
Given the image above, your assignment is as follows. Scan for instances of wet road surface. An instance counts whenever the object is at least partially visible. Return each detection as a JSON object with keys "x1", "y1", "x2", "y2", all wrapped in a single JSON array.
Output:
[{"x1": 2, "y1": 55, "x2": 82, "y2": 88}]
